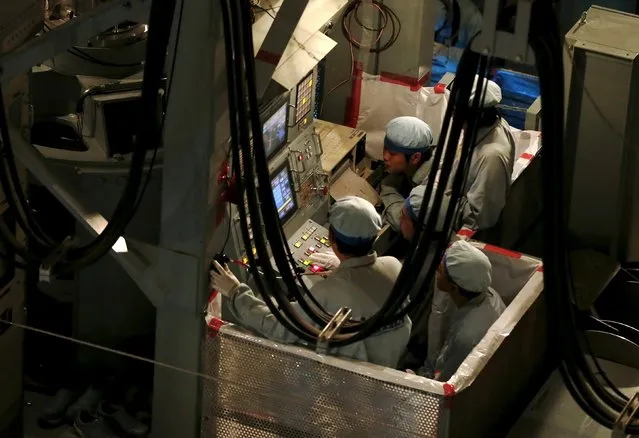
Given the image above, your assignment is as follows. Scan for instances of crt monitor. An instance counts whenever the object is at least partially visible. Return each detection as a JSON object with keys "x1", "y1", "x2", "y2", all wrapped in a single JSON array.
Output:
[
  {"x1": 262, "y1": 102, "x2": 288, "y2": 159},
  {"x1": 270, "y1": 163, "x2": 297, "y2": 224}
]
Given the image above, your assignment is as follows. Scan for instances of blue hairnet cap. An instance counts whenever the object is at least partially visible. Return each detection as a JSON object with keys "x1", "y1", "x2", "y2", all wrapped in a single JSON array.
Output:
[
  {"x1": 404, "y1": 185, "x2": 449, "y2": 231},
  {"x1": 444, "y1": 241, "x2": 492, "y2": 293},
  {"x1": 384, "y1": 116, "x2": 433, "y2": 154},
  {"x1": 330, "y1": 196, "x2": 382, "y2": 245},
  {"x1": 469, "y1": 75, "x2": 502, "y2": 108}
]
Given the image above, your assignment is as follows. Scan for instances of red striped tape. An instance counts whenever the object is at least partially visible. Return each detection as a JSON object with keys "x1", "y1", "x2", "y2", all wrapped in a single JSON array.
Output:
[
  {"x1": 520, "y1": 152, "x2": 534, "y2": 160},
  {"x1": 443, "y1": 383, "x2": 456, "y2": 409},
  {"x1": 379, "y1": 71, "x2": 430, "y2": 92},
  {"x1": 256, "y1": 49, "x2": 282, "y2": 66},
  {"x1": 207, "y1": 317, "x2": 225, "y2": 337},
  {"x1": 457, "y1": 228, "x2": 476, "y2": 238}
]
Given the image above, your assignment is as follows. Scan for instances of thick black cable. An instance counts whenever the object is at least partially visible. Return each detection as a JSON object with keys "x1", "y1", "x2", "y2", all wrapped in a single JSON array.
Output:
[
  {"x1": 225, "y1": 0, "x2": 319, "y2": 340},
  {"x1": 0, "y1": 87, "x2": 57, "y2": 253},
  {"x1": 530, "y1": 0, "x2": 639, "y2": 430},
  {"x1": 235, "y1": 0, "x2": 341, "y2": 332},
  {"x1": 54, "y1": 0, "x2": 177, "y2": 274},
  {"x1": 130, "y1": 0, "x2": 185, "y2": 217}
]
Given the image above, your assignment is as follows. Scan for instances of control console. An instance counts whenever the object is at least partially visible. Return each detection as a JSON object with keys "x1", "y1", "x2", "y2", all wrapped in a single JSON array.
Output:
[{"x1": 286, "y1": 219, "x2": 331, "y2": 273}]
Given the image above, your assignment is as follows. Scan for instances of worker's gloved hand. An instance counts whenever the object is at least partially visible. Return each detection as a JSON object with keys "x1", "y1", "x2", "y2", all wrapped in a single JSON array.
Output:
[
  {"x1": 309, "y1": 250, "x2": 341, "y2": 269},
  {"x1": 210, "y1": 260, "x2": 241, "y2": 297}
]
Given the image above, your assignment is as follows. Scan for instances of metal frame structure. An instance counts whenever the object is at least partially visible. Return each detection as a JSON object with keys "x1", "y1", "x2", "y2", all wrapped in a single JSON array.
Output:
[{"x1": 0, "y1": 0, "x2": 313, "y2": 436}]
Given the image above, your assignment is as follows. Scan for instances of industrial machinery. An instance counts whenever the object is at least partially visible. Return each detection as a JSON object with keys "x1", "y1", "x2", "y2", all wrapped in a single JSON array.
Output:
[{"x1": 1, "y1": 0, "x2": 638, "y2": 437}]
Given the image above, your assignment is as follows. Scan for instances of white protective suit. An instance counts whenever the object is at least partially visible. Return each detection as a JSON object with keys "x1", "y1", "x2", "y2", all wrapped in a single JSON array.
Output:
[
  {"x1": 457, "y1": 117, "x2": 516, "y2": 231},
  {"x1": 421, "y1": 288, "x2": 505, "y2": 381},
  {"x1": 380, "y1": 161, "x2": 432, "y2": 231},
  {"x1": 227, "y1": 252, "x2": 411, "y2": 368}
]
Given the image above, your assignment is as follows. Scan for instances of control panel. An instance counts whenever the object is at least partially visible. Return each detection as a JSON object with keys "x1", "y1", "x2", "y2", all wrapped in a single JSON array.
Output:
[
  {"x1": 286, "y1": 127, "x2": 328, "y2": 212},
  {"x1": 286, "y1": 219, "x2": 331, "y2": 273}
]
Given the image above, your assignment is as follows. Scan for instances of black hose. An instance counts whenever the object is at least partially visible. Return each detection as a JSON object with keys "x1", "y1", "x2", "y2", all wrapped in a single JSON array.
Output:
[{"x1": 54, "y1": 0, "x2": 177, "y2": 274}]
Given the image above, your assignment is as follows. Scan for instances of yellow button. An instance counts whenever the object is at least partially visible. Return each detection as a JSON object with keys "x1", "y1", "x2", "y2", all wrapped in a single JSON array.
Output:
[
  {"x1": 302, "y1": 98, "x2": 307, "y2": 104},
  {"x1": 243, "y1": 257, "x2": 249, "y2": 264},
  {"x1": 309, "y1": 79, "x2": 313, "y2": 86},
  {"x1": 294, "y1": 242, "x2": 302, "y2": 248},
  {"x1": 252, "y1": 247, "x2": 257, "y2": 255},
  {"x1": 301, "y1": 234, "x2": 309, "y2": 241},
  {"x1": 320, "y1": 238, "x2": 327, "y2": 244},
  {"x1": 303, "y1": 260, "x2": 311, "y2": 266}
]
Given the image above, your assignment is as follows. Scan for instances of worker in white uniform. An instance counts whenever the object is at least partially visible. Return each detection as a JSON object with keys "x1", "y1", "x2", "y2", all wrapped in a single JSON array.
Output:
[
  {"x1": 210, "y1": 196, "x2": 411, "y2": 368},
  {"x1": 416, "y1": 240, "x2": 505, "y2": 381},
  {"x1": 397, "y1": 184, "x2": 453, "y2": 369},
  {"x1": 457, "y1": 76, "x2": 516, "y2": 231},
  {"x1": 379, "y1": 116, "x2": 435, "y2": 231}
]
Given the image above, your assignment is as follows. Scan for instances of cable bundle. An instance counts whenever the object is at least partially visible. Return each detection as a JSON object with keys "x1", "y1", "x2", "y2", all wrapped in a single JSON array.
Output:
[
  {"x1": 341, "y1": 0, "x2": 401, "y2": 54},
  {"x1": 527, "y1": 1, "x2": 639, "y2": 431},
  {"x1": 0, "y1": 0, "x2": 177, "y2": 276},
  {"x1": 221, "y1": 0, "x2": 491, "y2": 345}
]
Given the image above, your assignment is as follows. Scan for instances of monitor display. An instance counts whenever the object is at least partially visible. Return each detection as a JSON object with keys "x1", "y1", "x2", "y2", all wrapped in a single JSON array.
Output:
[
  {"x1": 270, "y1": 164, "x2": 297, "y2": 223},
  {"x1": 262, "y1": 103, "x2": 288, "y2": 159}
]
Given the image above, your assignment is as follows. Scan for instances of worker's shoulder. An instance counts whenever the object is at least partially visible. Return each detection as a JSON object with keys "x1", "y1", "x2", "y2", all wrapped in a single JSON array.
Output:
[{"x1": 373, "y1": 256, "x2": 403, "y2": 273}]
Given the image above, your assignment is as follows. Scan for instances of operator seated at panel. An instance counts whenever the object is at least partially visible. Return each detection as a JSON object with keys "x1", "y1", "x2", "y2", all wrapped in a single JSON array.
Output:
[
  {"x1": 398, "y1": 185, "x2": 452, "y2": 369},
  {"x1": 452, "y1": 75, "x2": 516, "y2": 231},
  {"x1": 377, "y1": 116, "x2": 435, "y2": 231},
  {"x1": 209, "y1": 197, "x2": 411, "y2": 368},
  {"x1": 411, "y1": 241, "x2": 505, "y2": 381}
]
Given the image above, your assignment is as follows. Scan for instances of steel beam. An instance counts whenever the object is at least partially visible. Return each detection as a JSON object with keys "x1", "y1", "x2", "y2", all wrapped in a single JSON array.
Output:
[
  {"x1": 8, "y1": 126, "x2": 173, "y2": 306},
  {"x1": 0, "y1": 0, "x2": 150, "y2": 81},
  {"x1": 150, "y1": 0, "x2": 227, "y2": 435},
  {"x1": 254, "y1": 0, "x2": 310, "y2": 99}
]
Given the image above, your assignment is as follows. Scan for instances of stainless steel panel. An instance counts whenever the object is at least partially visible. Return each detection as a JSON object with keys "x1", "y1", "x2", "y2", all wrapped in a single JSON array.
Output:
[{"x1": 564, "y1": 6, "x2": 639, "y2": 262}]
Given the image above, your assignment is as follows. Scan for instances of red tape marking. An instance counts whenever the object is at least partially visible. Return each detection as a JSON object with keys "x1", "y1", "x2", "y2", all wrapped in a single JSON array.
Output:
[
  {"x1": 536, "y1": 265, "x2": 544, "y2": 272},
  {"x1": 483, "y1": 244, "x2": 522, "y2": 259},
  {"x1": 379, "y1": 70, "x2": 431, "y2": 91},
  {"x1": 443, "y1": 383, "x2": 456, "y2": 409},
  {"x1": 434, "y1": 83, "x2": 447, "y2": 94},
  {"x1": 255, "y1": 49, "x2": 282, "y2": 66},
  {"x1": 346, "y1": 63, "x2": 364, "y2": 128},
  {"x1": 457, "y1": 229, "x2": 476, "y2": 238},
  {"x1": 207, "y1": 317, "x2": 226, "y2": 337},
  {"x1": 520, "y1": 152, "x2": 534, "y2": 160},
  {"x1": 209, "y1": 289, "x2": 219, "y2": 303}
]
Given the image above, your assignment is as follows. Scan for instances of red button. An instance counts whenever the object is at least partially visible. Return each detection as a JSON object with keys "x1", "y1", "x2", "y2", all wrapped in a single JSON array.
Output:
[
  {"x1": 311, "y1": 265, "x2": 325, "y2": 273},
  {"x1": 298, "y1": 153, "x2": 304, "y2": 161}
]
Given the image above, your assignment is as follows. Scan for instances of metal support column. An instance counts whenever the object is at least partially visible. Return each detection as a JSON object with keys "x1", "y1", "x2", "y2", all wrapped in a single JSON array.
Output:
[{"x1": 150, "y1": 0, "x2": 227, "y2": 436}]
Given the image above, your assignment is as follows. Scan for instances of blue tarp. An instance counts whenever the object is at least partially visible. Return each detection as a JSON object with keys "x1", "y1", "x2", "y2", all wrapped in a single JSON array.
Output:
[{"x1": 428, "y1": 57, "x2": 541, "y2": 129}]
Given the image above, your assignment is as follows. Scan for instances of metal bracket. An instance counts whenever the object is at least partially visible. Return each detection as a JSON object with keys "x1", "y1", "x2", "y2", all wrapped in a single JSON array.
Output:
[
  {"x1": 254, "y1": 0, "x2": 311, "y2": 100},
  {"x1": 612, "y1": 392, "x2": 639, "y2": 438},
  {"x1": 316, "y1": 306, "x2": 352, "y2": 355},
  {"x1": 38, "y1": 236, "x2": 73, "y2": 283},
  {"x1": 0, "y1": 0, "x2": 150, "y2": 81},
  {"x1": 470, "y1": 0, "x2": 535, "y2": 65}
]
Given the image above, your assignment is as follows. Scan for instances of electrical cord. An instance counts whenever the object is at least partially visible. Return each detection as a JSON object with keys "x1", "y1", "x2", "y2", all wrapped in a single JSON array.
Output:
[
  {"x1": 222, "y1": 0, "x2": 318, "y2": 340},
  {"x1": 341, "y1": 1, "x2": 401, "y2": 54},
  {"x1": 130, "y1": 0, "x2": 186, "y2": 217},
  {"x1": 0, "y1": 0, "x2": 177, "y2": 275},
  {"x1": 225, "y1": 0, "x2": 484, "y2": 344}
]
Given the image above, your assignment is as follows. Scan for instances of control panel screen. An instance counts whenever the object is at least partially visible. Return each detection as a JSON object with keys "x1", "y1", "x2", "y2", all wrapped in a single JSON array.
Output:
[
  {"x1": 262, "y1": 103, "x2": 288, "y2": 159},
  {"x1": 270, "y1": 164, "x2": 297, "y2": 223}
]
